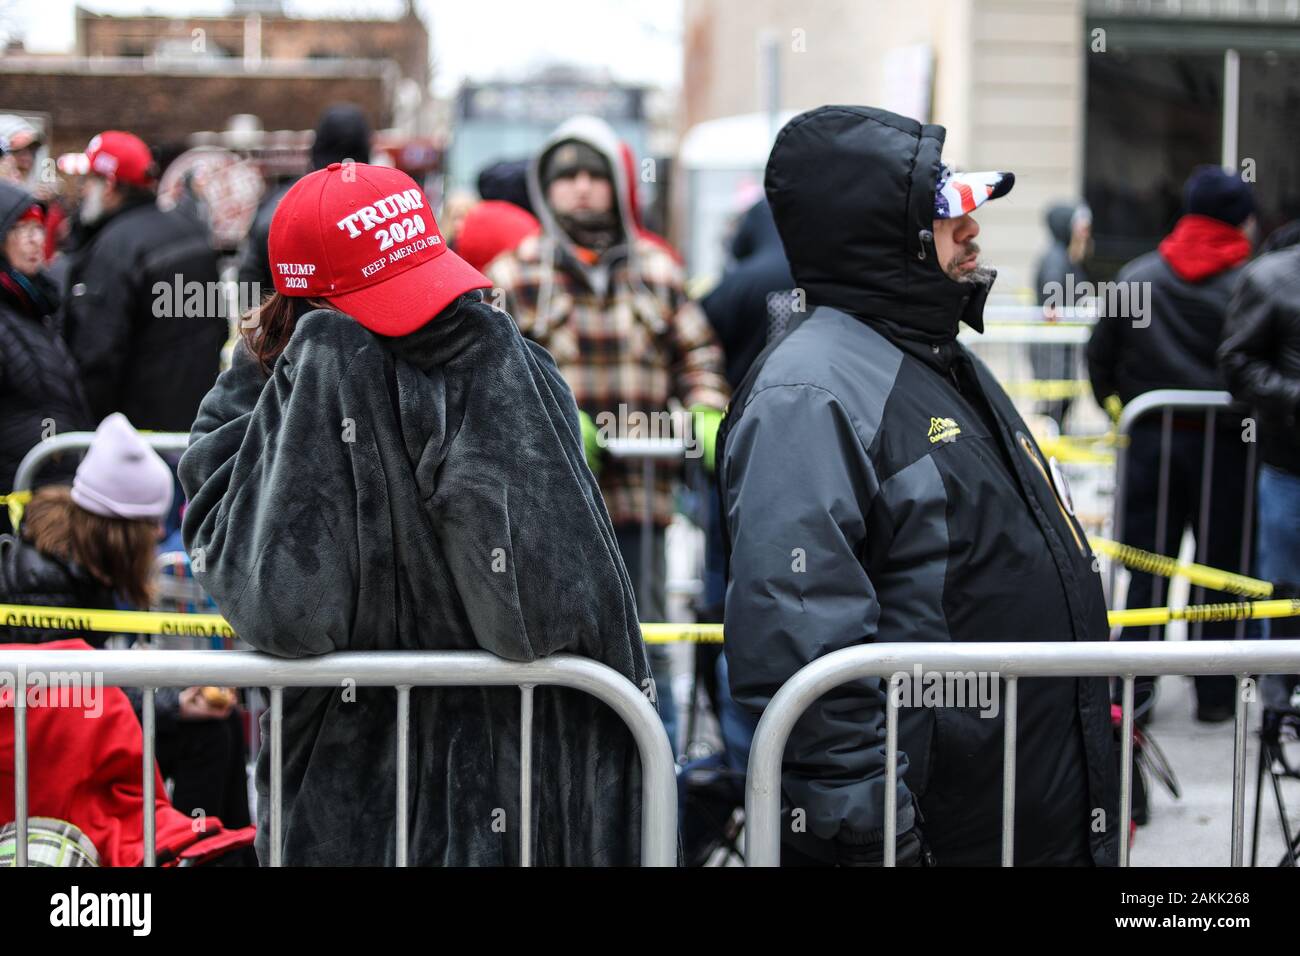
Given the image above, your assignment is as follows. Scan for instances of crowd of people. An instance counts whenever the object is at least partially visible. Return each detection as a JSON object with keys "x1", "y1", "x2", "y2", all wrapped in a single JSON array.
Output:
[{"x1": 1, "y1": 98, "x2": 1299, "y2": 867}]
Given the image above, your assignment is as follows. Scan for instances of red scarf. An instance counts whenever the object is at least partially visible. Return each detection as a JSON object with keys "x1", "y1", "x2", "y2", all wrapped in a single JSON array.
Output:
[{"x1": 1158, "y1": 214, "x2": 1251, "y2": 282}]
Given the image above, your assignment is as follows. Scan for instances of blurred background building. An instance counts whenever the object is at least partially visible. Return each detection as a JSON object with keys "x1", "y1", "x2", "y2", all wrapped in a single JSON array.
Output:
[
  {"x1": 2, "y1": 0, "x2": 1296, "y2": 288},
  {"x1": 445, "y1": 64, "x2": 677, "y2": 229},
  {"x1": 680, "y1": 0, "x2": 1300, "y2": 294},
  {"x1": 0, "y1": 1, "x2": 436, "y2": 182}
]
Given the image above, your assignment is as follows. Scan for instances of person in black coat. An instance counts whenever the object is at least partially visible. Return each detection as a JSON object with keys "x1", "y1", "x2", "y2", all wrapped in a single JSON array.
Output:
[
  {"x1": 701, "y1": 199, "x2": 795, "y2": 390},
  {"x1": 0, "y1": 180, "x2": 91, "y2": 532},
  {"x1": 236, "y1": 105, "x2": 373, "y2": 295},
  {"x1": 722, "y1": 106, "x2": 1116, "y2": 866},
  {"x1": 695, "y1": 199, "x2": 794, "y2": 745},
  {"x1": 1087, "y1": 166, "x2": 1257, "y2": 724},
  {"x1": 60, "y1": 131, "x2": 226, "y2": 434},
  {"x1": 1219, "y1": 230, "x2": 1300, "y2": 714},
  {"x1": 1031, "y1": 202, "x2": 1091, "y2": 428}
]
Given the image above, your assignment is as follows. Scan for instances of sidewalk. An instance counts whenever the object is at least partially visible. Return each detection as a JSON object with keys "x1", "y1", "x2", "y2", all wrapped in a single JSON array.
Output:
[{"x1": 1131, "y1": 671, "x2": 1296, "y2": 866}]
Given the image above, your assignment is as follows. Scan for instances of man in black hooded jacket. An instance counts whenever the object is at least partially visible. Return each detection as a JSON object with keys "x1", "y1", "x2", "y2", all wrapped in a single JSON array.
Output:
[{"x1": 720, "y1": 106, "x2": 1118, "y2": 866}]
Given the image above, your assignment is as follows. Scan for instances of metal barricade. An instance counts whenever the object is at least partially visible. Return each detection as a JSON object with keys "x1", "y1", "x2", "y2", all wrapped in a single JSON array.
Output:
[
  {"x1": 960, "y1": 306, "x2": 1102, "y2": 435},
  {"x1": 604, "y1": 437, "x2": 691, "y2": 607},
  {"x1": 1, "y1": 648, "x2": 678, "y2": 867},
  {"x1": 13, "y1": 430, "x2": 192, "y2": 493},
  {"x1": 744, "y1": 638, "x2": 1300, "y2": 867},
  {"x1": 1110, "y1": 390, "x2": 1256, "y2": 639}
]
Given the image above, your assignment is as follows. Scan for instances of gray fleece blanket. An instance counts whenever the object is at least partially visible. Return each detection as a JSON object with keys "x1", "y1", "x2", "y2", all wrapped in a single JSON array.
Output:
[{"x1": 179, "y1": 295, "x2": 651, "y2": 865}]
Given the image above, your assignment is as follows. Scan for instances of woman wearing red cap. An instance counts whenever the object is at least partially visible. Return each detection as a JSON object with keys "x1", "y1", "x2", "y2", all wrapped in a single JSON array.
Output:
[{"x1": 179, "y1": 163, "x2": 653, "y2": 866}]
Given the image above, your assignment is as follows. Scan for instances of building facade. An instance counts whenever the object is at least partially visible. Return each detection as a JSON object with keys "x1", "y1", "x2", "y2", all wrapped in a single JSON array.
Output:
[
  {"x1": 681, "y1": 0, "x2": 1300, "y2": 292},
  {"x1": 0, "y1": 5, "x2": 431, "y2": 159}
]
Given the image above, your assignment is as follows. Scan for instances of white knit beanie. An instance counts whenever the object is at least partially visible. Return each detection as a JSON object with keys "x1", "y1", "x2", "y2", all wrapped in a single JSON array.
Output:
[{"x1": 70, "y1": 413, "x2": 174, "y2": 521}]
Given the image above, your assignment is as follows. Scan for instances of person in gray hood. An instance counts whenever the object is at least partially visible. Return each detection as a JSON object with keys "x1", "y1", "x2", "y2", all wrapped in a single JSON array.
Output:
[
  {"x1": 181, "y1": 162, "x2": 652, "y2": 865},
  {"x1": 1031, "y1": 202, "x2": 1092, "y2": 428},
  {"x1": 719, "y1": 106, "x2": 1119, "y2": 866}
]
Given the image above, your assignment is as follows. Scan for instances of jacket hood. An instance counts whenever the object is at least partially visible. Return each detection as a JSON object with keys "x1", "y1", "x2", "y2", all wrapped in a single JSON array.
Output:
[
  {"x1": 477, "y1": 159, "x2": 534, "y2": 215},
  {"x1": 0, "y1": 179, "x2": 37, "y2": 241},
  {"x1": 528, "y1": 115, "x2": 636, "y2": 259},
  {"x1": 1158, "y1": 213, "x2": 1251, "y2": 282},
  {"x1": 1045, "y1": 203, "x2": 1076, "y2": 244},
  {"x1": 731, "y1": 199, "x2": 783, "y2": 261},
  {"x1": 765, "y1": 105, "x2": 994, "y2": 338}
]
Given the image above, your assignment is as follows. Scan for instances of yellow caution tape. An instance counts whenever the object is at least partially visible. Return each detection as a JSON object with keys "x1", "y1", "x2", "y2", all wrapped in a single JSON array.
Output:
[
  {"x1": 1109, "y1": 599, "x2": 1300, "y2": 628},
  {"x1": 4, "y1": 600, "x2": 1296, "y2": 644},
  {"x1": 0, "y1": 604, "x2": 235, "y2": 640},
  {"x1": 1036, "y1": 437, "x2": 1114, "y2": 466},
  {"x1": 0, "y1": 490, "x2": 31, "y2": 531},
  {"x1": 1090, "y1": 537, "x2": 1273, "y2": 598},
  {"x1": 641, "y1": 622, "x2": 724, "y2": 644},
  {"x1": 1002, "y1": 380, "x2": 1092, "y2": 401}
]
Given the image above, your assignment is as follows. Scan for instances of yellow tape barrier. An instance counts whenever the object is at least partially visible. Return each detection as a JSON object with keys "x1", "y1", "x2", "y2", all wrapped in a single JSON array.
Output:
[
  {"x1": 5, "y1": 599, "x2": 1297, "y2": 645},
  {"x1": 1002, "y1": 380, "x2": 1092, "y2": 401},
  {"x1": 1, "y1": 490, "x2": 31, "y2": 532},
  {"x1": 1089, "y1": 536, "x2": 1274, "y2": 599},
  {"x1": 0, "y1": 604, "x2": 234, "y2": 640}
]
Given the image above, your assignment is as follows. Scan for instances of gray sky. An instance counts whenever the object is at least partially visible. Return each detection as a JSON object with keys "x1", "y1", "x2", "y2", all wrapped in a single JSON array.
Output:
[{"x1": 6, "y1": 0, "x2": 684, "y2": 95}]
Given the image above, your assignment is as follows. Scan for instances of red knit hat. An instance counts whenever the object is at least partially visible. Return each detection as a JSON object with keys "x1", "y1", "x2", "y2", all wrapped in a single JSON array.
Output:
[{"x1": 268, "y1": 163, "x2": 491, "y2": 336}]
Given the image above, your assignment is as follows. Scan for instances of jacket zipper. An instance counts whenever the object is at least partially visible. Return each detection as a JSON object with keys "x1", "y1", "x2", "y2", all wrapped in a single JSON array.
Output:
[{"x1": 1017, "y1": 433, "x2": 1087, "y2": 556}]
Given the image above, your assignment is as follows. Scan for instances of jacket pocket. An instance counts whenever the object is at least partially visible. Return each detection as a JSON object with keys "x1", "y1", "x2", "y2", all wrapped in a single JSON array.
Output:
[{"x1": 899, "y1": 706, "x2": 938, "y2": 799}]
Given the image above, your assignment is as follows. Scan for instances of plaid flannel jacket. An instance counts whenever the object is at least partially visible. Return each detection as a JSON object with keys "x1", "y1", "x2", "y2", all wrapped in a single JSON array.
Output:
[{"x1": 488, "y1": 233, "x2": 729, "y2": 527}]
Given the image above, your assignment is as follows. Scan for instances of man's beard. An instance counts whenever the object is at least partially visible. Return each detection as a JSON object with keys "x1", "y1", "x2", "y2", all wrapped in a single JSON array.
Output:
[
  {"x1": 78, "y1": 179, "x2": 106, "y2": 225},
  {"x1": 943, "y1": 240, "x2": 992, "y2": 284},
  {"x1": 555, "y1": 208, "x2": 620, "y2": 253}
]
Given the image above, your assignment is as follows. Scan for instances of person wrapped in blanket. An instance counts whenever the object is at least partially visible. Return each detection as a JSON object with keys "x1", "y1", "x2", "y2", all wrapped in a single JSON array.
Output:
[{"x1": 179, "y1": 163, "x2": 653, "y2": 866}]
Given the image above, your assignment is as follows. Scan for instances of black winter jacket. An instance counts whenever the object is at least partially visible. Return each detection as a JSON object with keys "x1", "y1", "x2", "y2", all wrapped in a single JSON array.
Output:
[
  {"x1": 1086, "y1": 250, "x2": 1242, "y2": 408},
  {"x1": 234, "y1": 180, "x2": 292, "y2": 295},
  {"x1": 701, "y1": 199, "x2": 794, "y2": 388},
  {"x1": 0, "y1": 534, "x2": 113, "y2": 644},
  {"x1": 1034, "y1": 204, "x2": 1089, "y2": 306},
  {"x1": 61, "y1": 198, "x2": 226, "y2": 432},
  {"x1": 720, "y1": 106, "x2": 1118, "y2": 866},
  {"x1": 0, "y1": 182, "x2": 92, "y2": 498},
  {"x1": 1219, "y1": 245, "x2": 1300, "y2": 476}
]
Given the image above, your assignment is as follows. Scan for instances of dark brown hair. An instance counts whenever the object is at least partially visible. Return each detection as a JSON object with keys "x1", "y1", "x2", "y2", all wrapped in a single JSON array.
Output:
[
  {"x1": 22, "y1": 486, "x2": 159, "y2": 608},
  {"x1": 240, "y1": 292, "x2": 332, "y2": 372}
]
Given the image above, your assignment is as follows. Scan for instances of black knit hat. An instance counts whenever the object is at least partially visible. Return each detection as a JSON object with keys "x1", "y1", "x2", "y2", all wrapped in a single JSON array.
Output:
[
  {"x1": 310, "y1": 104, "x2": 372, "y2": 171},
  {"x1": 1185, "y1": 165, "x2": 1255, "y2": 226},
  {"x1": 540, "y1": 139, "x2": 611, "y2": 191}
]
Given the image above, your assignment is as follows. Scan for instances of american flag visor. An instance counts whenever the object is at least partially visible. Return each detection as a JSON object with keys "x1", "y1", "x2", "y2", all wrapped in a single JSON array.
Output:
[{"x1": 934, "y1": 165, "x2": 1015, "y2": 219}]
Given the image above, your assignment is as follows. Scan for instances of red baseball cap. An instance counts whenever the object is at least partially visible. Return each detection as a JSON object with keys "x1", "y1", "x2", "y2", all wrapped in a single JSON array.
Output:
[
  {"x1": 268, "y1": 163, "x2": 491, "y2": 337},
  {"x1": 85, "y1": 131, "x2": 156, "y2": 188}
]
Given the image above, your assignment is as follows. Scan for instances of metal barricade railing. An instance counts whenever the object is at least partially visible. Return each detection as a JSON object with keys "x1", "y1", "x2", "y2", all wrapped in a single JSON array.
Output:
[
  {"x1": 745, "y1": 639, "x2": 1300, "y2": 867},
  {"x1": 604, "y1": 437, "x2": 691, "y2": 609},
  {"x1": 13, "y1": 430, "x2": 192, "y2": 494},
  {"x1": 1110, "y1": 390, "x2": 1256, "y2": 638},
  {"x1": 1, "y1": 648, "x2": 678, "y2": 867}
]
